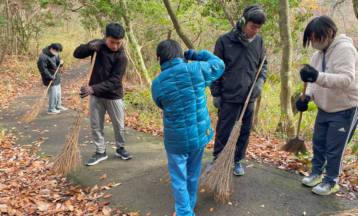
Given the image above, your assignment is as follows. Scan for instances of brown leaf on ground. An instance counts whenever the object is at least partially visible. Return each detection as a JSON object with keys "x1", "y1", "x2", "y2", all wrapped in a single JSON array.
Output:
[
  {"x1": 100, "y1": 186, "x2": 111, "y2": 190},
  {"x1": 99, "y1": 174, "x2": 107, "y2": 180},
  {"x1": 103, "y1": 194, "x2": 112, "y2": 198}
]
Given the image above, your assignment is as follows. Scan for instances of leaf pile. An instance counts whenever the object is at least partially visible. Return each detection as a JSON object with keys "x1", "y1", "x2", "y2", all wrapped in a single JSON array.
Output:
[
  {"x1": 0, "y1": 55, "x2": 41, "y2": 109},
  {"x1": 0, "y1": 134, "x2": 136, "y2": 215}
]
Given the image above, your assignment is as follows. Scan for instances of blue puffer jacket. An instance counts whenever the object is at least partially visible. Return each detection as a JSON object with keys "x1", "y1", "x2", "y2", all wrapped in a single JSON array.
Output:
[{"x1": 151, "y1": 50, "x2": 225, "y2": 154}]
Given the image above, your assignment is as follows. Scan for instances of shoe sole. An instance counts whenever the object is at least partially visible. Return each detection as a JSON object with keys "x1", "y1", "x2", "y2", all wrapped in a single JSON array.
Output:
[
  {"x1": 86, "y1": 155, "x2": 108, "y2": 166},
  {"x1": 115, "y1": 153, "x2": 132, "y2": 160},
  {"x1": 233, "y1": 172, "x2": 244, "y2": 176},
  {"x1": 312, "y1": 185, "x2": 340, "y2": 196}
]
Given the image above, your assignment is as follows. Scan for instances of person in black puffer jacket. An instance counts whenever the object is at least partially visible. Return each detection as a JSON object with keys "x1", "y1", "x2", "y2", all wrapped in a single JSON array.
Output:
[{"x1": 37, "y1": 43, "x2": 67, "y2": 115}]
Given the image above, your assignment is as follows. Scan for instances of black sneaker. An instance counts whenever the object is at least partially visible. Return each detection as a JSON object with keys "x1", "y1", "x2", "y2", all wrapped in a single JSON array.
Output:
[
  {"x1": 116, "y1": 148, "x2": 132, "y2": 160},
  {"x1": 86, "y1": 151, "x2": 108, "y2": 166}
]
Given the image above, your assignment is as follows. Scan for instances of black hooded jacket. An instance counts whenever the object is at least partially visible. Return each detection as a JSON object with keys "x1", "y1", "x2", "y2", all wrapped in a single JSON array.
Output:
[
  {"x1": 210, "y1": 28, "x2": 268, "y2": 103},
  {"x1": 37, "y1": 46, "x2": 63, "y2": 86},
  {"x1": 73, "y1": 39, "x2": 127, "y2": 100}
]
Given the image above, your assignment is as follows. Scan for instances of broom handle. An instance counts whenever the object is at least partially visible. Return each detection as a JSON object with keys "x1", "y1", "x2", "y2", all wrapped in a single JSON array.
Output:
[
  {"x1": 43, "y1": 64, "x2": 61, "y2": 96},
  {"x1": 237, "y1": 56, "x2": 266, "y2": 123},
  {"x1": 296, "y1": 82, "x2": 308, "y2": 136},
  {"x1": 78, "y1": 51, "x2": 97, "y2": 111}
]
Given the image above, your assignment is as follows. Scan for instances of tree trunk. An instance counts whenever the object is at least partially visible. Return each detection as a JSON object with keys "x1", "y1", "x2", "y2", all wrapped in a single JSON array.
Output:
[
  {"x1": 0, "y1": 0, "x2": 10, "y2": 68},
  {"x1": 353, "y1": 0, "x2": 358, "y2": 20},
  {"x1": 120, "y1": 0, "x2": 152, "y2": 85},
  {"x1": 219, "y1": 0, "x2": 235, "y2": 28},
  {"x1": 252, "y1": 95, "x2": 262, "y2": 131},
  {"x1": 163, "y1": 0, "x2": 195, "y2": 49},
  {"x1": 278, "y1": 0, "x2": 296, "y2": 139}
]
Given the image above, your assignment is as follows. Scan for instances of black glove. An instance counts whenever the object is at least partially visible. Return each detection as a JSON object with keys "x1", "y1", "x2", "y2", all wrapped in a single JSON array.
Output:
[
  {"x1": 300, "y1": 64, "x2": 318, "y2": 83},
  {"x1": 80, "y1": 86, "x2": 94, "y2": 98},
  {"x1": 213, "y1": 97, "x2": 221, "y2": 109},
  {"x1": 251, "y1": 78, "x2": 264, "y2": 99},
  {"x1": 296, "y1": 95, "x2": 311, "y2": 112},
  {"x1": 89, "y1": 39, "x2": 103, "y2": 52},
  {"x1": 184, "y1": 49, "x2": 198, "y2": 61}
]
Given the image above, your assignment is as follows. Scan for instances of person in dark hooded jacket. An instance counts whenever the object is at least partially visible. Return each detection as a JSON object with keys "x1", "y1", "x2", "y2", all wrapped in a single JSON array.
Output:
[
  {"x1": 73, "y1": 22, "x2": 131, "y2": 166},
  {"x1": 37, "y1": 43, "x2": 66, "y2": 115},
  {"x1": 208, "y1": 5, "x2": 268, "y2": 176}
]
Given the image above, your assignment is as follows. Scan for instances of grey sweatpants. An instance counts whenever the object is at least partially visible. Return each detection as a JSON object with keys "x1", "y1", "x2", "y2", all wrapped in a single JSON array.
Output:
[
  {"x1": 90, "y1": 95, "x2": 126, "y2": 154},
  {"x1": 47, "y1": 84, "x2": 62, "y2": 112}
]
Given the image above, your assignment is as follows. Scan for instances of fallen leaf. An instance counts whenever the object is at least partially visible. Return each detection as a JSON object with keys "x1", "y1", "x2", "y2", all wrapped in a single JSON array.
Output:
[
  {"x1": 99, "y1": 174, "x2": 107, "y2": 180},
  {"x1": 260, "y1": 204, "x2": 265, "y2": 208},
  {"x1": 100, "y1": 186, "x2": 111, "y2": 190},
  {"x1": 228, "y1": 202, "x2": 232, "y2": 205},
  {"x1": 246, "y1": 164, "x2": 254, "y2": 168},
  {"x1": 112, "y1": 183, "x2": 122, "y2": 187},
  {"x1": 102, "y1": 206, "x2": 112, "y2": 216},
  {"x1": 103, "y1": 194, "x2": 112, "y2": 198},
  {"x1": 146, "y1": 212, "x2": 152, "y2": 216},
  {"x1": 210, "y1": 207, "x2": 214, "y2": 212}
]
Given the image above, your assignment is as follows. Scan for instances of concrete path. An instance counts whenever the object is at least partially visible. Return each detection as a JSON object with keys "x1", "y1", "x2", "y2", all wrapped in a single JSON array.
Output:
[{"x1": 0, "y1": 62, "x2": 357, "y2": 216}]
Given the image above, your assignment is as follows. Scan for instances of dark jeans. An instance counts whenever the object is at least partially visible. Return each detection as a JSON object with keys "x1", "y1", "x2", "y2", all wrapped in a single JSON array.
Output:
[{"x1": 213, "y1": 102, "x2": 255, "y2": 162}]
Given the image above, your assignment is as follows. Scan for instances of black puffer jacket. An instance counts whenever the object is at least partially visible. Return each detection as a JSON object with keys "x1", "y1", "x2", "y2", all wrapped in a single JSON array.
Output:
[
  {"x1": 210, "y1": 29, "x2": 268, "y2": 103},
  {"x1": 37, "y1": 46, "x2": 63, "y2": 86}
]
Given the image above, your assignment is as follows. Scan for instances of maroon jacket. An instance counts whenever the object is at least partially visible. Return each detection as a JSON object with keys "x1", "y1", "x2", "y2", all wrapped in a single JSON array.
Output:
[{"x1": 73, "y1": 39, "x2": 127, "y2": 100}]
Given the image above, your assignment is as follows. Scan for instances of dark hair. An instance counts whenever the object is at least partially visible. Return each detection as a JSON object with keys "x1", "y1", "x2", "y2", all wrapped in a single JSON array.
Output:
[
  {"x1": 243, "y1": 5, "x2": 266, "y2": 25},
  {"x1": 50, "y1": 43, "x2": 63, "y2": 52},
  {"x1": 105, "y1": 22, "x2": 125, "y2": 39},
  {"x1": 156, "y1": 39, "x2": 184, "y2": 66},
  {"x1": 303, "y1": 15, "x2": 338, "y2": 48}
]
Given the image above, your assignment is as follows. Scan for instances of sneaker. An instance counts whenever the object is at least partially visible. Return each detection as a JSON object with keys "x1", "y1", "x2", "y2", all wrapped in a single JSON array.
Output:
[
  {"x1": 56, "y1": 107, "x2": 68, "y2": 111},
  {"x1": 312, "y1": 181, "x2": 340, "y2": 195},
  {"x1": 86, "y1": 151, "x2": 108, "y2": 166},
  {"x1": 206, "y1": 159, "x2": 216, "y2": 171},
  {"x1": 233, "y1": 161, "x2": 244, "y2": 176},
  {"x1": 48, "y1": 110, "x2": 60, "y2": 115},
  {"x1": 302, "y1": 173, "x2": 323, "y2": 187},
  {"x1": 116, "y1": 148, "x2": 132, "y2": 160}
]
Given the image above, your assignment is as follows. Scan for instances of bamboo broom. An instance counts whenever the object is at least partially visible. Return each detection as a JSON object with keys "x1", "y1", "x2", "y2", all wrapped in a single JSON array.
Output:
[
  {"x1": 199, "y1": 56, "x2": 266, "y2": 203},
  {"x1": 50, "y1": 52, "x2": 97, "y2": 175},
  {"x1": 19, "y1": 64, "x2": 61, "y2": 122}
]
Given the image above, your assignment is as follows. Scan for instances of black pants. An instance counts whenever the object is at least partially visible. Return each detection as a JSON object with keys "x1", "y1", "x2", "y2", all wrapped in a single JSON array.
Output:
[
  {"x1": 312, "y1": 107, "x2": 358, "y2": 185},
  {"x1": 213, "y1": 102, "x2": 255, "y2": 162}
]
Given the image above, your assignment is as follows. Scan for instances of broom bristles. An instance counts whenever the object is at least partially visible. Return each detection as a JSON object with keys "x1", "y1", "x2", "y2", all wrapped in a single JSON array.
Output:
[
  {"x1": 199, "y1": 121, "x2": 242, "y2": 203},
  {"x1": 280, "y1": 138, "x2": 308, "y2": 154},
  {"x1": 19, "y1": 93, "x2": 47, "y2": 123},
  {"x1": 50, "y1": 110, "x2": 83, "y2": 175}
]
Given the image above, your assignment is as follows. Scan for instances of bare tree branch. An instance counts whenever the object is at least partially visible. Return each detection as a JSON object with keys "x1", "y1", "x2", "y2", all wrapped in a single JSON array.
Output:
[{"x1": 217, "y1": 0, "x2": 235, "y2": 28}]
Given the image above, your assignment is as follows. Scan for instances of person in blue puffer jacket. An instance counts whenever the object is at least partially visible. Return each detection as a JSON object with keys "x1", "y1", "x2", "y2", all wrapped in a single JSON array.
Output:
[{"x1": 151, "y1": 39, "x2": 225, "y2": 216}]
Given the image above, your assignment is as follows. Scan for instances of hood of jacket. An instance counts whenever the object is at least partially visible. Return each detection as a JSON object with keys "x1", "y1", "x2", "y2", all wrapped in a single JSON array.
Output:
[{"x1": 42, "y1": 46, "x2": 55, "y2": 57}]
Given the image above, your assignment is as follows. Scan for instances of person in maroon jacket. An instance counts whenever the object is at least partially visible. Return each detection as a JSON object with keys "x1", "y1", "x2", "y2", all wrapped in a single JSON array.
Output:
[{"x1": 73, "y1": 22, "x2": 132, "y2": 166}]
